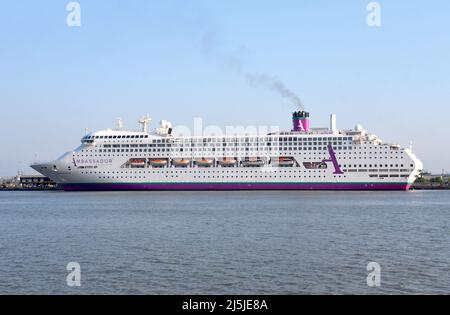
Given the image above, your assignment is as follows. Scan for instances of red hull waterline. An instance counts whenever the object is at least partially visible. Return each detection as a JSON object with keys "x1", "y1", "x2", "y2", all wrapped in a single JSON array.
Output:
[{"x1": 62, "y1": 183, "x2": 413, "y2": 191}]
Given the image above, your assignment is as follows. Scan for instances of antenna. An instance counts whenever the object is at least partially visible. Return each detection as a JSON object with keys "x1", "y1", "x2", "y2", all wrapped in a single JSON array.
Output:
[
  {"x1": 116, "y1": 118, "x2": 123, "y2": 130},
  {"x1": 84, "y1": 128, "x2": 90, "y2": 135},
  {"x1": 138, "y1": 114, "x2": 152, "y2": 133}
]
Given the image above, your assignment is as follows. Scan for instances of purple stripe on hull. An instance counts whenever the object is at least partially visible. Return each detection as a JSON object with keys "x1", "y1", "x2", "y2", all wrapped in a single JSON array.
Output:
[{"x1": 63, "y1": 183, "x2": 412, "y2": 191}]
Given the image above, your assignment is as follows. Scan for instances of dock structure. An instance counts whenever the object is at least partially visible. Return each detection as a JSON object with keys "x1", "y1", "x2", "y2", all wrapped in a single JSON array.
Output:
[
  {"x1": 19, "y1": 175, "x2": 57, "y2": 189},
  {"x1": 1, "y1": 175, "x2": 58, "y2": 190}
]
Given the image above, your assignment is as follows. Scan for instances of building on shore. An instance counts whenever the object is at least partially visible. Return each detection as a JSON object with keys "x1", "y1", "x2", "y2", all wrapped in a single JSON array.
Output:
[
  {"x1": 1, "y1": 175, "x2": 57, "y2": 190},
  {"x1": 413, "y1": 172, "x2": 449, "y2": 189},
  {"x1": 19, "y1": 175, "x2": 57, "y2": 189},
  {"x1": 418, "y1": 171, "x2": 448, "y2": 182}
]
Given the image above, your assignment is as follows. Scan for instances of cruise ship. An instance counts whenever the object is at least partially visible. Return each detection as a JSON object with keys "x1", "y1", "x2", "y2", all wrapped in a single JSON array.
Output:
[{"x1": 31, "y1": 112, "x2": 423, "y2": 191}]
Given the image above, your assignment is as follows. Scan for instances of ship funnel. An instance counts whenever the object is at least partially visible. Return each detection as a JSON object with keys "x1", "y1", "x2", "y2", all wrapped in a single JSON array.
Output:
[{"x1": 292, "y1": 111, "x2": 310, "y2": 132}]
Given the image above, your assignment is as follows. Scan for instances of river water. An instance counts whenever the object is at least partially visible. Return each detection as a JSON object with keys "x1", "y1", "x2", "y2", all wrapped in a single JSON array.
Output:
[{"x1": 0, "y1": 190, "x2": 448, "y2": 294}]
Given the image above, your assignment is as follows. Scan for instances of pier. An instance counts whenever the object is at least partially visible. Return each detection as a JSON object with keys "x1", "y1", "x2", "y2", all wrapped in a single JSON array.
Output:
[{"x1": 0, "y1": 175, "x2": 60, "y2": 190}]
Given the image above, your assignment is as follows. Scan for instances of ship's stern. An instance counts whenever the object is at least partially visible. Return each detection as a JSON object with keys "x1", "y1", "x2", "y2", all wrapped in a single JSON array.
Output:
[{"x1": 405, "y1": 148, "x2": 424, "y2": 186}]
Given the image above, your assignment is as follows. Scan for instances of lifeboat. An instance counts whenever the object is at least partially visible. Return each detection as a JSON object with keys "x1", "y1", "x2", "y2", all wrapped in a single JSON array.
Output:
[
  {"x1": 149, "y1": 159, "x2": 168, "y2": 167},
  {"x1": 274, "y1": 157, "x2": 295, "y2": 167},
  {"x1": 130, "y1": 159, "x2": 145, "y2": 166},
  {"x1": 130, "y1": 159, "x2": 146, "y2": 167},
  {"x1": 173, "y1": 159, "x2": 191, "y2": 167},
  {"x1": 196, "y1": 158, "x2": 214, "y2": 167},
  {"x1": 242, "y1": 159, "x2": 265, "y2": 167},
  {"x1": 218, "y1": 158, "x2": 237, "y2": 167},
  {"x1": 303, "y1": 162, "x2": 327, "y2": 170}
]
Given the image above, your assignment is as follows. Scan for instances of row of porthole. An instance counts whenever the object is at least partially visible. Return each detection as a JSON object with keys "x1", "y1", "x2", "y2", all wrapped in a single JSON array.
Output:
[
  {"x1": 76, "y1": 154, "x2": 405, "y2": 160},
  {"x1": 80, "y1": 148, "x2": 403, "y2": 154},
  {"x1": 78, "y1": 148, "x2": 403, "y2": 154},
  {"x1": 83, "y1": 141, "x2": 394, "y2": 151},
  {"x1": 82, "y1": 170, "x2": 329, "y2": 175},
  {"x1": 88, "y1": 144, "x2": 397, "y2": 151},
  {"x1": 97, "y1": 175, "x2": 347, "y2": 180}
]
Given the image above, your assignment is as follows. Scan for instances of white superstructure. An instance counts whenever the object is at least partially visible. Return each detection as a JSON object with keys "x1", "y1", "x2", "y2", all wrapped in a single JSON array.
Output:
[{"x1": 31, "y1": 112, "x2": 423, "y2": 191}]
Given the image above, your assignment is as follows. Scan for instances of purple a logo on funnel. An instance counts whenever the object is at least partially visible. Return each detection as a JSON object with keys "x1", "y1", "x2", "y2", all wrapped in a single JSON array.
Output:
[{"x1": 292, "y1": 111, "x2": 310, "y2": 132}]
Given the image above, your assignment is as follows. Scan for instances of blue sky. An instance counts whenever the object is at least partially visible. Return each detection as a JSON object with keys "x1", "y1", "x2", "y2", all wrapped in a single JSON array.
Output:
[{"x1": 0, "y1": 0, "x2": 449, "y2": 175}]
